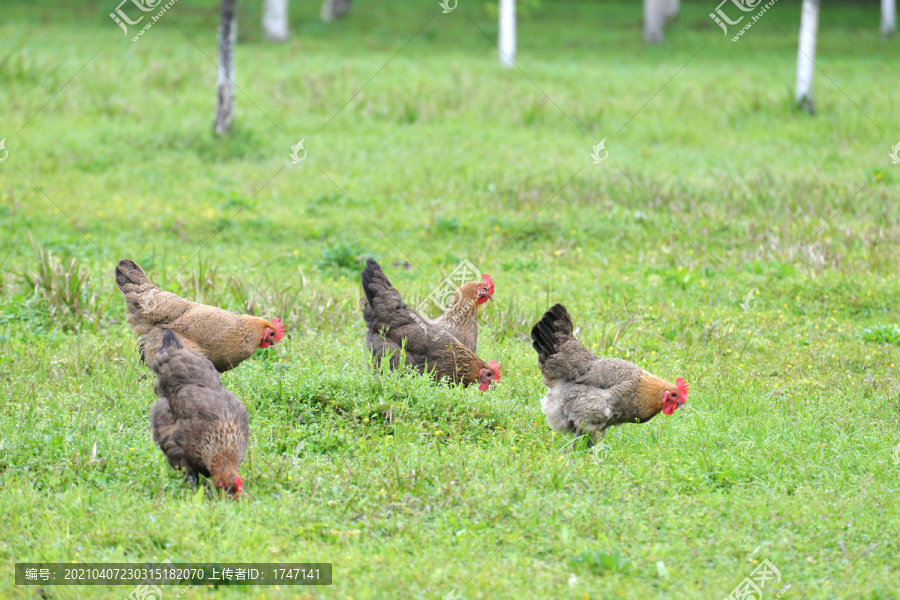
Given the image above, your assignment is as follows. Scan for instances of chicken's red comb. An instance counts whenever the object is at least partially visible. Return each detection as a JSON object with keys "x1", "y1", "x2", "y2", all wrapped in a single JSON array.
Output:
[
  {"x1": 490, "y1": 360, "x2": 501, "y2": 381},
  {"x1": 482, "y1": 274, "x2": 494, "y2": 294},
  {"x1": 676, "y1": 377, "x2": 688, "y2": 399},
  {"x1": 271, "y1": 318, "x2": 286, "y2": 342}
]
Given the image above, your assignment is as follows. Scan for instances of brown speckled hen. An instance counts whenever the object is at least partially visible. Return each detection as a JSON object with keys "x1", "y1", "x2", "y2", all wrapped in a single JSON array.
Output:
[
  {"x1": 150, "y1": 330, "x2": 249, "y2": 498},
  {"x1": 531, "y1": 304, "x2": 687, "y2": 446},
  {"x1": 429, "y1": 273, "x2": 494, "y2": 353},
  {"x1": 360, "y1": 259, "x2": 500, "y2": 390},
  {"x1": 115, "y1": 259, "x2": 284, "y2": 372}
]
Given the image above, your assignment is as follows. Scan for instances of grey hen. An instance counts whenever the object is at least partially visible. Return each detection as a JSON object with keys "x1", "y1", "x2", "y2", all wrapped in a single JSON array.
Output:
[{"x1": 531, "y1": 304, "x2": 687, "y2": 446}]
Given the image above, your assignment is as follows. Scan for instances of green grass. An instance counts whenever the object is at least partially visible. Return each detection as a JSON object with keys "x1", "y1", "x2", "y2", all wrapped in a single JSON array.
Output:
[{"x1": 2, "y1": 0, "x2": 900, "y2": 598}]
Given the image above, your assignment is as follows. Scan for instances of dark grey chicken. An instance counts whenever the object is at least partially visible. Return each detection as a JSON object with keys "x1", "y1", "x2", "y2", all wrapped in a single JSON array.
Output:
[
  {"x1": 150, "y1": 330, "x2": 249, "y2": 497},
  {"x1": 360, "y1": 259, "x2": 500, "y2": 390}
]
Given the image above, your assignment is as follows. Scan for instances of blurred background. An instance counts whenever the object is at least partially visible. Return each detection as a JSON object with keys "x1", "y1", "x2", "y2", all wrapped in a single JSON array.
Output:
[{"x1": 0, "y1": 0, "x2": 895, "y2": 317}]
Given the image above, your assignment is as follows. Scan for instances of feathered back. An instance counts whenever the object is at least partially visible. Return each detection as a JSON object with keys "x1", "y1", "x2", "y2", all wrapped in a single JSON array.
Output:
[
  {"x1": 532, "y1": 304, "x2": 641, "y2": 387},
  {"x1": 152, "y1": 330, "x2": 224, "y2": 404},
  {"x1": 116, "y1": 258, "x2": 192, "y2": 329}
]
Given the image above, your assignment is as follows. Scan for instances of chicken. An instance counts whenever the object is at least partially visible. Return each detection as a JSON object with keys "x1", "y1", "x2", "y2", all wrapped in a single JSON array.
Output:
[
  {"x1": 531, "y1": 304, "x2": 687, "y2": 446},
  {"x1": 115, "y1": 259, "x2": 284, "y2": 372},
  {"x1": 150, "y1": 330, "x2": 249, "y2": 498},
  {"x1": 360, "y1": 259, "x2": 500, "y2": 390},
  {"x1": 429, "y1": 273, "x2": 494, "y2": 352}
]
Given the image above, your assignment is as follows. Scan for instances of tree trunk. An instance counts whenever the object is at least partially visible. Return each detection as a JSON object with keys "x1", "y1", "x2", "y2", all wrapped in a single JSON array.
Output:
[
  {"x1": 498, "y1": 0, "x2": 516, "y2": 68},
  {"x1": 665, "y1": 0, "x2": 679, "y2": 22},
  {"x1": 214, "y1": 0, "x2": 237, "y2": 135},
  {"x1": 882, "y1": 0, "x2": 897, "y2": 37},
  {"x1": 795, "y1": 0, "x2": 819, "y2": 114},
  {"x1": 321, "y1": 0, "x2": 351, "y2": 22},
  {"x1": 644, "y1": 0, "x2": 665, "y2": 43},
  {"x1": 262, "y1": 0, "x2": 288, "y2": 42}
]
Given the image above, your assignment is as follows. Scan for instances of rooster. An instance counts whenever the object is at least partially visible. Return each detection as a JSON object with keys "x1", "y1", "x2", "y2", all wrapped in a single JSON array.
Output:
[
  {"x1": 531, "y1": 304, "x2": 687, "y2": 446},
  {"x1": 115, "y1": 259, "x2": 285, "y2": 372},
  {"x1": 150, "y1": 330, "x2": 249, "y2": 498},
  {"x1": 429, "y1": 273, "x2": 494, "y2": 352},
  {"x1": 360, "y1": 259, "x2": 500, "y2": 390}
]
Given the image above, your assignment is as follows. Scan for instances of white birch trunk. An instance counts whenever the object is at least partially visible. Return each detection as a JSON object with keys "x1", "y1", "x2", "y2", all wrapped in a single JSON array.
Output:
[
  {"x1": 214, "y1": 0, "x2": 237, "y2": 135},
  {"x1": 644, "y1": 0, "x2": 665, "y2": 43},
  {"x1": 795, "y1": 0, "x2": 819, "y2": 114},
  {"x1": 882, "y1": 0, "x2": 897, "y2": 37},
  {"x1": 665, "y1": 0, "x2": 679, "y2": 22},
  {"x1": 262, "y1": 0, "x2": 288, "y2": 42},
  {"x1": 321, "y1": 0, "x2": 351, "y2": 22},
  {"x1": 499, "y1": 0, "x2": 516, "y2": 68}
]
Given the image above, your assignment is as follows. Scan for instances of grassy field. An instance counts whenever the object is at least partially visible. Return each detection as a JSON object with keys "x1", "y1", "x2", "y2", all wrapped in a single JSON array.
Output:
[{"x1": 2, "y1": 0, "x2": 900, "y2": 598}]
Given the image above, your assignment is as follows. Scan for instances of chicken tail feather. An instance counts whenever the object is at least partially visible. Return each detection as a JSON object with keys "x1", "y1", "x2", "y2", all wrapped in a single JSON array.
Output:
[
  {"x1": 361, "y1": 258, "x2": 388, "y2": 307},
  {"x1": 115, "y1": 259, "x2": 152, "y2": 292},
  {"x1": 161, "y1": 329, "x2": 184, "y2": 351},
  {"x1": 531, "y1": 303, "x2": 575, "y2": 364}
]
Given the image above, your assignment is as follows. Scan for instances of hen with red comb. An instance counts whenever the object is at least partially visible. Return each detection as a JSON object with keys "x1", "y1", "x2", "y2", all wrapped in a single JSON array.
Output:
[
  {"x1": 115, "y1": 258, "x2": 286, "y2": 372},
  {"x1": 531, "y1": 304, "x2": 687, "y2": 447},
  {"x1": 662, "y1": 377, "x2": 689, "y2": 415},
  {"x1": 429, "y1": 271, "x2": 495, "y2": 353},
  {"x1": 478, "y1": 360, "x2": 502, "y2": 391},
  {"x1": 360, "y1": 259, "x2": 501, "y2": 391},
  {"x1": 150, "y1": 330, "x2": 249, "y2": 499},
  {"x1": 259, "y1": 317, "x2": 286, "y2": 349}
]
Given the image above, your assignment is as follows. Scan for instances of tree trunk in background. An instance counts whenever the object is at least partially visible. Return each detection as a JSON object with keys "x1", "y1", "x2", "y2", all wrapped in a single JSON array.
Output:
[
  {"x1": 795, "y1": 0, "x2": 819, "y2": 114},
  {"x1": 665, "y1": 0, "x2": 679, "y2": 22},
  {"x1": 262, "y1": 0, "x2": 288, "y2": 42},
  {"x1": 214, "y1": 0, "x2": 237, "y2": 135},
  {"x1": 882, "y1": 0, "x2": 897, "y2": 37},
  {"x1": 321, "y1": 0, "x2": 351, "y2": 22},
  {"x1": 499, "y1": 0, "x2": 516, "y2": 68},
  {"x1": 644, "y1": 0, "x2": 665, "y2": 43}
]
